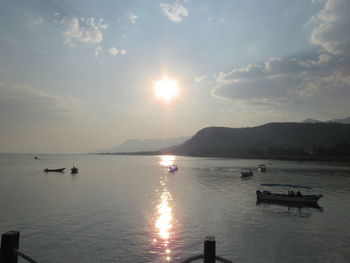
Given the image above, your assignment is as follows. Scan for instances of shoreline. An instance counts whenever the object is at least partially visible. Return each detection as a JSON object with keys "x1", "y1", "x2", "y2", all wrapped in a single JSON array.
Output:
[{"x1": 91, "y1": 152, "x2": 350, "y2": 165}]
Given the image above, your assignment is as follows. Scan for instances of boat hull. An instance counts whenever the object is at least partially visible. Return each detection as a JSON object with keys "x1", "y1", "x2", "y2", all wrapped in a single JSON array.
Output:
[
  {"x1": 241, "y1": 172, "x2": 253, "y2": 178},
  {"x1": 256, "y1": 199, "x2": 322, "y2": 210},
  {"x1": 256, "y1": 190, "x2": 322, "y2": 204},
  {"x1": 44, "y1": 168, "x2": 65, "y2": 172}
]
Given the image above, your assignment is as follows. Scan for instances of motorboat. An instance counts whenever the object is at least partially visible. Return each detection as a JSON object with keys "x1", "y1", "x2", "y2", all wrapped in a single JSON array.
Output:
[
  {"x1": 168, "y1": 165, "x2": 178, "y2": 172},
  {"x1": 258, "y1": 164, "x2": 266, "y2": 172},
  {"x1": 241, "y1": 169, "x2": 253, "y2": 178},
  {"x1": 44, "y1": 168, "x2": 65, "y2": 172},
  {"x1": 256, "y1": 183, "x2": 323, "y2": 204}
]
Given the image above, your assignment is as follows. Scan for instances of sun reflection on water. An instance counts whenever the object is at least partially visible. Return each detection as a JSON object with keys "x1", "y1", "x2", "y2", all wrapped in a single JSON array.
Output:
[
  {"x1": 152, "y1": 155, "x2": 177, "y2": 262},
  {"x1": 156, "y1": 190, "x2": 173, "y2": 240},
  {"x1": 159, "y1": 155, "x2": 176, "y2": 167}
]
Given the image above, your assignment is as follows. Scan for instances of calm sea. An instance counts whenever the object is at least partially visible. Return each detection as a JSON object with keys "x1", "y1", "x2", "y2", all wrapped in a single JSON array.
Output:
[{"x1": 0, "y1": 153, "x2": 350, "y2": 263}]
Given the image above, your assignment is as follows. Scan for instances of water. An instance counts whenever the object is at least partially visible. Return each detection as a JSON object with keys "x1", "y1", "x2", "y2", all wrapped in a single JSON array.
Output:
[{"x1": 0, "y1": 153, "x2": 350, "y2": 263}]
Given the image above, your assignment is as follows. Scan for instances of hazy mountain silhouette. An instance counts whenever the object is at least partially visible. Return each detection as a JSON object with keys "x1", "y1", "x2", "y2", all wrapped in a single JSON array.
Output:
[
  {"x1": 94, "y1": 136, "x2": 190, "y2": 153},
  {"x1": 330, "y1": 117, "x2": 350, "y2": 124},
  {"x1": 301, "y1": 116, "x2": 350, "y2": 124},
  {"x1": 301, "y1": 118, "x2": 323, "y2": 123}
]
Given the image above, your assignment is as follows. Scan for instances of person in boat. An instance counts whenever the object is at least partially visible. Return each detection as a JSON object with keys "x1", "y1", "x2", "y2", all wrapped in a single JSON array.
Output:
[{"x1": 297, "y1": 191, "x2": 302, "y2": 196}]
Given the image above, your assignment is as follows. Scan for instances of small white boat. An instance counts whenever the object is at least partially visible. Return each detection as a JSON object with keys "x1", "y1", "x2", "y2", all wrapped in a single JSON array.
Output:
[{"x1": 241, "y1": 169, "x2": 253, "y2": 178}]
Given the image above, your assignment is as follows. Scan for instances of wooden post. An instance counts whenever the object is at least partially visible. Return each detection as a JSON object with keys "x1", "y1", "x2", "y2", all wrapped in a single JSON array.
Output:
[
  {"x1": 0, "y1": 231, "x2": 20, "y2": 263},
  {"x1": 204, "y1": 236, "x2": 215, "y2": 263}
]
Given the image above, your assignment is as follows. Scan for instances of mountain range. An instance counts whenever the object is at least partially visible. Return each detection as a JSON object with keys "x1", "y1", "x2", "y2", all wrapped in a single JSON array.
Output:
[
  {"x1": 302, "y1": 116, "x2": 350, "y2": 124},
  {"x1": 168, "y1": 122, "x2": 350, "y2": 159},
  {"x1": 95, "y1": 117, "x2": 350, "y2": 160}
]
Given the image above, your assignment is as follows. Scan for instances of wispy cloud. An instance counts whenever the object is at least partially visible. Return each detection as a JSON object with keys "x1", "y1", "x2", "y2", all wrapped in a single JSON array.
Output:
[
  {"x1": 195, "y1": 75, "x2": 208, "y2": 82},
  {"x1": 60, "y1": 16, "x2": 108, "y2": 44},
  {"x1": 129, "y1": 13, "x2": 138, "y2": 24},
  {"x1": 212, "y1": 0, "x2": 350, "y2": 105},
  {"x1": 28, "y1": 16, "x2": 43, "y2": 27},
  {"x1": 160, "y1": 1, "x2": 188, "y2": 22},
  {"x1": 108, "y1": 47, "x2": 127, "y2": 56}
]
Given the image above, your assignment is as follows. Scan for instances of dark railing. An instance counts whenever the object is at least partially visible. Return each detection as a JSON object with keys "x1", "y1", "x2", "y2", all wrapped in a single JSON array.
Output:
[
  {"x1": 0, "y1": 231, "x2": 40, "y2": 263},
  {"x1": 0, "y1": 231, "x2": 232, "y2": 263}
]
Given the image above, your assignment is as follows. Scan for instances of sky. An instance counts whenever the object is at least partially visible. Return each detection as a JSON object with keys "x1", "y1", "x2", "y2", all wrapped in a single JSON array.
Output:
[{"x1": 0, "y1": 0, "x2": 349, "y2": 153}]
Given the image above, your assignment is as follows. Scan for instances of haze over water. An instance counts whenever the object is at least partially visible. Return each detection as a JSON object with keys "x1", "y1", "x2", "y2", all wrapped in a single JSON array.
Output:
[{"x1": 0, "y1": 153, "x2": 350, "y2": 263}]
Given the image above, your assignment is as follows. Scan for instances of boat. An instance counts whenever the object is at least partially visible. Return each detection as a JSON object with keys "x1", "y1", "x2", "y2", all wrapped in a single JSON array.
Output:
[
  {"x1": 44, "y1": 168, "x2": 65, "y2": 172},
  {"x1": 241, "y1": 169, "x2": 253, "y2": 177},
  {"x1": 256, "y1": 183, "x2": 323, "y2": 204},
  {"x1": 258, "y1": 164, "x2": 266, "y2": 172},
  {"x1": 168, "y1": 165, "x2": 178, "y2": 172},
  {"x1": 71, "y1": 165, "x2": 78, "y2": 174}
]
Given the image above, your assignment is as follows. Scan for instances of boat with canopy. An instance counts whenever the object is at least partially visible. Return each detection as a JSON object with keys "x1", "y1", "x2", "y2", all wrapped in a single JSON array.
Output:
[{"x1": 256, "y1": 183, "x2": 323, "y2": 204}]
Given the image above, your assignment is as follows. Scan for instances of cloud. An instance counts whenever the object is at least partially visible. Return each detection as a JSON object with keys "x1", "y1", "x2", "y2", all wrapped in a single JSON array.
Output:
[
  {"x1": 212, "y1": 0, "x2": 350, "y2": 105},
  {"x1": 311, "y1": 0, "x2": 350, "y2": 55},
  {"x1": 108, "y1": 47, "x2": 119, "y2": 56},
  {"x1": 108, "y1": 48, "x2": 127, "y2": 56},
  {"x1": 212, "y1": 59, "x2": 301, "y2": 104},
  {"x1": 160, "y1": 1, "x2": 188, "y2": 22},
  {"x1": 60, "y1": 16, "x2": 108, "y2": 44},
  {"x1": 195, "y1": 75, "x2": 208, "y2": 82},
  {"x1": 53, "y1": 12, "x2": 60, "y2": 17},
  {"x1": 129, "y1": 13, "x2": 138, "y2": 24},
  {"x1": 0, "y1": 84, "x2": 83, "y2": 123}
]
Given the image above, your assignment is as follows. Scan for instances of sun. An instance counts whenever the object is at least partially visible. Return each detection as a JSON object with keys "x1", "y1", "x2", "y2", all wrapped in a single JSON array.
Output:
[{"x1": 153, "y1": 76, "x2": 179, "y2": 105}]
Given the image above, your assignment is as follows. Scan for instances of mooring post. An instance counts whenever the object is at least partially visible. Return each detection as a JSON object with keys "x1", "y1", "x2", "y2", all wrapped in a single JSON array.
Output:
[
  {"x1": 0, "y1": 231, "x2": 20, "y2": 263},
  {"x1": 204, "y1": 236, "x2": 216, "y2": 263}
]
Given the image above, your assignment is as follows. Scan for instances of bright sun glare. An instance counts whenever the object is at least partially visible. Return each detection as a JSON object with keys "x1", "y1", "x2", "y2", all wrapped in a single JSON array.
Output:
[{"x1": 153, "y1": 76, "x2": 179, "y2": 105}]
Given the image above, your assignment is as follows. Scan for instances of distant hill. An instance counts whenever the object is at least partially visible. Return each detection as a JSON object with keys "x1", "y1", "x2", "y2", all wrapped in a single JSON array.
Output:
[
  {"x1": 169, "y1": 122, "x2": 350, "y2": 159},
  {"x1": 94, "y1": 136, "x2": 190, "y2": 153},
  {"x1": 301, "y1": 118, "x2": 322, "y2": 123},
  {"x1": 330, "y1": 117, "x2": 350, "y2": 124},
  {"x1": 301, "y1": 116, "x2": 350, "y2": 124}
]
